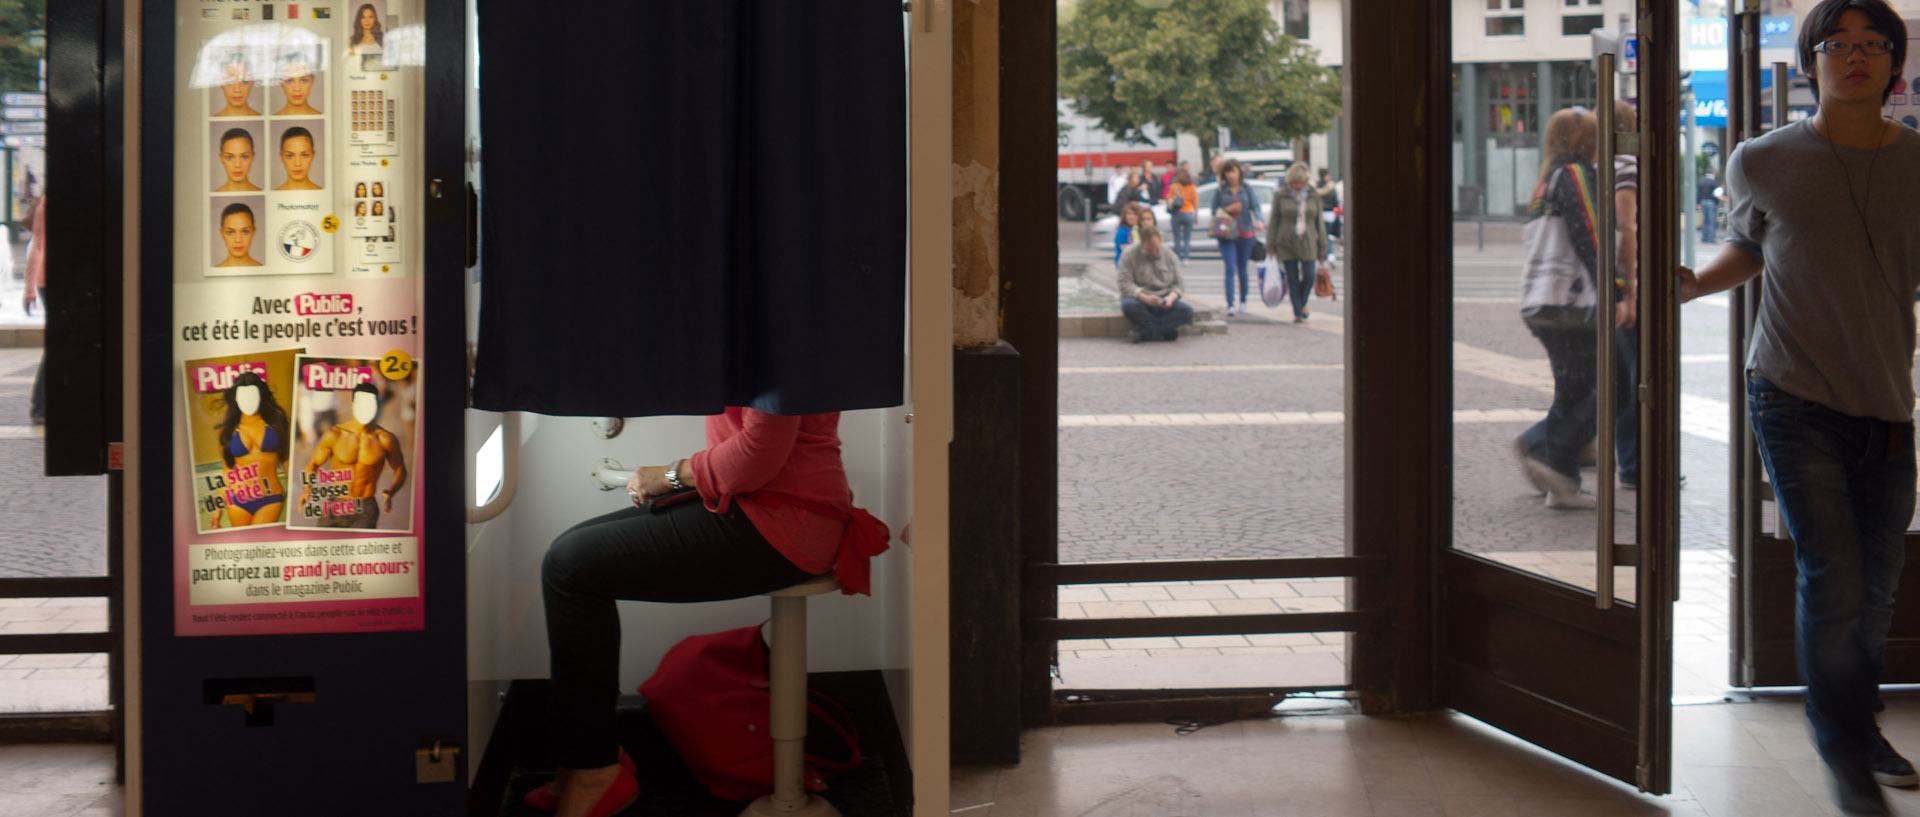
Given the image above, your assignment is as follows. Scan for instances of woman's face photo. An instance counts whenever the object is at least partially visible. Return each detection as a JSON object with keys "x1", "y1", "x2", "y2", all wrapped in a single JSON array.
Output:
[
  {"x1": 371, "y1": 182, "x2": 384, "y2": 197},
  {"x1": 280, "y1": 71, "x2": 314, "y2": 108},
  {"x1": 371, "y1": 201, "x2": 384, "y2": 216},
  {"x1": 223, "y1": 78, "x2": 254, "y2": 110},
  {"x1": 359, "y1": 6, "x2": 377, "y2": 34},
  {"x1": 355, "y1": 183, "x2": 367, "y2": 197},
  {"x1": 281, "y1": 135, "x2": 315, "y2": 182},
  {"x1": 221, "y1": 211, "x2": 256, "y2": 261},
  {"x1": 219, "y1": 136, "x2": 255, "y2": 188}
]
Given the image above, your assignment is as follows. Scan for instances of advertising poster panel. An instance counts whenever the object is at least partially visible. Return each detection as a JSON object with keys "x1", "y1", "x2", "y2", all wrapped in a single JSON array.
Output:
[{"x1": 172, "y1": 1, "x2": 424, "y2": 636}]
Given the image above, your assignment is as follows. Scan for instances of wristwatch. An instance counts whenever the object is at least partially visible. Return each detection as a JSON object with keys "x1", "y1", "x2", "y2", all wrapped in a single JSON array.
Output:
[{"x1": 665, "y1": 460, "x2": 685, "y2": 491}]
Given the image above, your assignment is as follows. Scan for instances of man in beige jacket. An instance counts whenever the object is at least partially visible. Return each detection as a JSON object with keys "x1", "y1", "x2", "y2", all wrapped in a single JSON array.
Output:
[{"x1": 1117, "y1": 225, "x2": 1193, "y2": 342}]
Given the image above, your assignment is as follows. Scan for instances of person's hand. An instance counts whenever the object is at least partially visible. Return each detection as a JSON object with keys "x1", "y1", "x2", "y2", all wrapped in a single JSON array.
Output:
[
  {"x1": 381, "y1": 488, "x2": 396, "y2": 513},
  {"x1": 21, "y1": 290, "x2": 34, "y2": 315},
  {"x1": 626, "y1": 467, "x2": 651, "y2": 506},
  {"x1": 1164, "y1": 291, "x2": 1180, "y2": 305},
  {"x1": 1615, "y1": 298, "x2": 1636, "y2": 329},
  {"x1": 1676, "y1": 265, "x2": 1699, "y2": 303},
  {"x1": 627, "y1": 464, "x2": 679, "y2": 506}
]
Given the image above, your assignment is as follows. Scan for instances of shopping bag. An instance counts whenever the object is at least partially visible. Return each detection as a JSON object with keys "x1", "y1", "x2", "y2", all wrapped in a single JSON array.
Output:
[
  {"x1": 1261, "y1": 263, "x2": 1284, "y2": 307},
  {"x1": 639, "y1": 624, "x2": 861, "y2": 801}
]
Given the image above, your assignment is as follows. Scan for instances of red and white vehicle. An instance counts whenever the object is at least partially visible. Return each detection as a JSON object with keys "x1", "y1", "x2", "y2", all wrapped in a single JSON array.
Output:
[{"x1": 1057, "y1": 100, "x2": 1183, "y2": 221}]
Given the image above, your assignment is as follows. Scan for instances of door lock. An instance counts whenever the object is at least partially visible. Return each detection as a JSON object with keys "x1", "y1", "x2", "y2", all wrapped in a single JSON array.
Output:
[{"x1": 415, "y1": 740, "x2": 461, "y2": 784}]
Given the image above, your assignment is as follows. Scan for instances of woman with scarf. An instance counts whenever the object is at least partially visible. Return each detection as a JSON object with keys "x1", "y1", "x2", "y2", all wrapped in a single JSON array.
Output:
[{"x1": 1265, "y1": 163, "x2": 1329, "y2": 323}]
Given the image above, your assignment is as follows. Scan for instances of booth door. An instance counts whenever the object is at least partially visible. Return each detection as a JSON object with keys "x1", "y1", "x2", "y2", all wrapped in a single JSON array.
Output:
[{"x1": 136, "y1": 2, "x2": 470, "y2": 814}]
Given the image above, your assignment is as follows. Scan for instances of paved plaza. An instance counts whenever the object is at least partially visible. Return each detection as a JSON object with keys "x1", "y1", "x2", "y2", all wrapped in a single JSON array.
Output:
[{"x1": 1055, "y1": 219, "x2": 1754, "y2": 691}]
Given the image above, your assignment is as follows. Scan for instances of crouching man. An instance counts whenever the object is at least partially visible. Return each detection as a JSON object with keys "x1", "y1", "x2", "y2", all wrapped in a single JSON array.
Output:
[{"x1": 1117, "y1": 225, "x2": 1194, "y2": 343}]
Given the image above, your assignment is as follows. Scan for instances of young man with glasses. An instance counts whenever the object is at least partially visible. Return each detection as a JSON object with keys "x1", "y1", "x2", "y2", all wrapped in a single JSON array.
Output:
[{"x1": 1679, "y1": 1, "x2": 1919, "y2": 813}]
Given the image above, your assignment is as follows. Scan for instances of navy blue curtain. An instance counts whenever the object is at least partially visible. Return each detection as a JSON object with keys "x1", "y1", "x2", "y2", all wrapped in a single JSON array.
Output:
[{"x1": 471, "y1": 1, "x2": 906, "y2": 417}]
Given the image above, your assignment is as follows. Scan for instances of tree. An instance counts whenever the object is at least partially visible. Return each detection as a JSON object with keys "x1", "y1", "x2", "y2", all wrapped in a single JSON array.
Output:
[
  {"x1": 0, "y1": 0, "x2": 45, "y2": 96},
  {"x1": 1060, "y1": 0, "x2": 1341, "y2": 161}
]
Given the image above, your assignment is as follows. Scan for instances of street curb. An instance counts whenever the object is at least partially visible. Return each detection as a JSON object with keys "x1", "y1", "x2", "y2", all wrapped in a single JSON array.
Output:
[{"x1": 1063, "y1": 263, "x2": 1228, "y2": 339}]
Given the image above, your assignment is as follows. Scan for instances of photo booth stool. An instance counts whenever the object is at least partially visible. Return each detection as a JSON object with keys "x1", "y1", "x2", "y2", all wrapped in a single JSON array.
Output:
[{"x1": 741, "y1": 574, "x2": 842, "y2": 817}]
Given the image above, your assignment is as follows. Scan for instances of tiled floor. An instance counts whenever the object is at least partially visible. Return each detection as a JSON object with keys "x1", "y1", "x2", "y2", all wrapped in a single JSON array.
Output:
[
  {"x1": 0, "y1": 597, "x2": 110, "y2": 714},
  {"x1": 953, "y1": 698, "x2": 1920, "y2": 817},
  {"x1": 0, "y1": 742, "x2": 118, "y2": 817}
]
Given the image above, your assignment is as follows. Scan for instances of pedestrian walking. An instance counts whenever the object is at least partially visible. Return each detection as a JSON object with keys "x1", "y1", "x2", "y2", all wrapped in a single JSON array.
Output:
[
  {"x1": 1169, "y1": 167, "x2": 1198, "y2": 260},
  {"x1": 1138, "y1": 160, "x2": 1162, "y2": 205},
  {"x1": 1677, "y1": 2, "x2": 1920, "y2": 813},
  {"x1": 1512, "y1": 106, "x2": 1603, "y2": 510},
  {"x1": 1605, "y1": 99, "x2": 1645, "y2": 491},
  {"x1": 23, "y1": 195, "x2": 46, "y2": 425},
  {"x1": 1265, "y1": 163, "x2": 1328, "y2": 323},
  {"x1": 1117, "y1": 169, "x2": 1151, "y2": 209},
  {"x1": 1313, "y1": 168, "x2": 1342, "y2": 259},
  {"x1": 1696, "y1": 169, "x2": 1721, "y2": 243},
  {"x1": 1211, "y1": 158, "x2": 1263, "y2": 316}
]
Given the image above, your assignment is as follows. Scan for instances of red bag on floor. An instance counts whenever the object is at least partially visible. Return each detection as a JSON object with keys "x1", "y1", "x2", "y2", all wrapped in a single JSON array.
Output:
[{"x1": 638, "y1": 624, "x2": 861, "y2": 801}]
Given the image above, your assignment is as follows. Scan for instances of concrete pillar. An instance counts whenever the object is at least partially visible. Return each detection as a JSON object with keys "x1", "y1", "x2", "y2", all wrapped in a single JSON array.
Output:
[{"x1": 952, "y1": 0, "x2": 1001, "y2": 347}]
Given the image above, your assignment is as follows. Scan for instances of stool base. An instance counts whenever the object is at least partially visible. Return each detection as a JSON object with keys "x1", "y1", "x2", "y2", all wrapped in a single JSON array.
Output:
[{"x1": 738, "y1": 793, "x2": 842, "y2": 817}]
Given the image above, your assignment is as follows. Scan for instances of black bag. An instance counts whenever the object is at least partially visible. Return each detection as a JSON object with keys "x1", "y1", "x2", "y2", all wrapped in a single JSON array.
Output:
[
  {"x1": 1250, "y1": 241, "x2": 1267, "y2": 262},
  {"x1": 1170, "y1": 194, "x2": 1185, "y2": 214}
]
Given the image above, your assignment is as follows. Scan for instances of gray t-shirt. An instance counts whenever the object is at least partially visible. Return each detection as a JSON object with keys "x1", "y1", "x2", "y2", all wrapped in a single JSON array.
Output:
[{"x1": 1728, "y1": 118, "x2": 1920, "y2": 422}]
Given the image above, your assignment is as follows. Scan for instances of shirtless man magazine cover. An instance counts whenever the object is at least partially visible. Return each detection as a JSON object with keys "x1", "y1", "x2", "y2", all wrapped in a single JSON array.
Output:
[{"x1": 287, "y1": 354, "x2": 418, "y2": 532}]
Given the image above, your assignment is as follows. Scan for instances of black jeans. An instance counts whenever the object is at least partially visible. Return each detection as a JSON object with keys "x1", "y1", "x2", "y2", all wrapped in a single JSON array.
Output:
[
  {"x1": 1281, "y1": 259, "x2": 1315, "y2": 318},
  {"x1": 542, "y1": 499, "x2": 813, "y2": 769}
]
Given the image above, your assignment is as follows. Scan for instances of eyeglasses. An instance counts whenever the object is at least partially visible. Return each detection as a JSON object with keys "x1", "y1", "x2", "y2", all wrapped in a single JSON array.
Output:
[{"x1": 1814, "y1": 39, "x2": 1895, "y2": 57}]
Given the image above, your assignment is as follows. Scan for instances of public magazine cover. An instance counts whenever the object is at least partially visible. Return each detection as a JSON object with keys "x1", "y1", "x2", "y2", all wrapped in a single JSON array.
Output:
[
  {"x1": 181, "y1": 349, "x2": 302, "y2": 535},
  {"x1": 285, "y1": 353, "x2": 419, "y2": 533}
]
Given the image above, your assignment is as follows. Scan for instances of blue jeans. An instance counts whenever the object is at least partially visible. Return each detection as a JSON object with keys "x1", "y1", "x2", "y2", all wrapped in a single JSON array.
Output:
[
  {"x1": 1613, "y1": 326, "x2": 1638, "y2": 483},
  {"x1": 1120, "y1": 297, "x2": 1195, "y2": 340},
  {"x1": 1281, "y1": 259, "x2": 1316, "y2": 318},
  {"x1": 1517, "y1": 326, "x2": 1598, "y2": 485},
  {"x1": 1700, "y1": 200, "x2": 1718, "y2": 242},
  {"x1": 1748, "y1": 374, "x2": 1915, "y2": 771},
  {"x1": 1170, "y1": 211, "x2": 1196, "y2": 259},
  {"x1": 1218, "y1": 236, "x2": 1255, "y2": 308}
]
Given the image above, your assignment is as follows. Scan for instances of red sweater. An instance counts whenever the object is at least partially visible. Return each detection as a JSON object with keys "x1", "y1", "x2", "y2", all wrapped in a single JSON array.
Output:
[{"x1": 689, "y1": 408, "x2": 889, "y2": 593}]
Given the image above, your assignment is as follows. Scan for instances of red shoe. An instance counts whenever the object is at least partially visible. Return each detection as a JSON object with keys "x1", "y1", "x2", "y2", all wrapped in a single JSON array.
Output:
[{"x1": 523, "y1": 748, "x2": 637, "y2": 812}]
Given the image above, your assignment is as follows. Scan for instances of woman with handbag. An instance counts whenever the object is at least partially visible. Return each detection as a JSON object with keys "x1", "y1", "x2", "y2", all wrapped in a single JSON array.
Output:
[
  {"x1": 1169, "y1": 167, "x2": 1198, "y2": 260},
  {"x1": 1211, "y1": 158, "x2": 1265, "y2": 316},
  {"x1": 1512, "y1": 106, "x2": 1609, "y2": 510},
  {"x1": 1265, "y1": 162, "x2": 1329, "y2": 323},
  {"x1": 537, "y1": 409, "x2": 889, "y2": 817}
]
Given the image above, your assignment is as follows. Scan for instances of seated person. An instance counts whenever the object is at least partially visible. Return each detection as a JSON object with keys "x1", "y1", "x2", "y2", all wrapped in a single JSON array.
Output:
[
  {"x1": 1117, "y1": 225, "x2": 1193, "y2": 342},
  {"x1": 537, "y1": 408, "x2": 889, "y2": 817}
]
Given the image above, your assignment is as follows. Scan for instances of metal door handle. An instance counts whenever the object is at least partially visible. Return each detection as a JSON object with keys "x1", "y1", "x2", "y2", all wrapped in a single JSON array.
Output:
[{"x1": 1596, "y1": 54, "x2": 1620, "y2": 609}]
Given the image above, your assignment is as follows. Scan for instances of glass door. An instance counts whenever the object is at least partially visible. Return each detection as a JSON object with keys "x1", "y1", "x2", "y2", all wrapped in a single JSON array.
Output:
[{"x1": 1441, "y1": 0, "x2": 1680, "y2": 794}]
